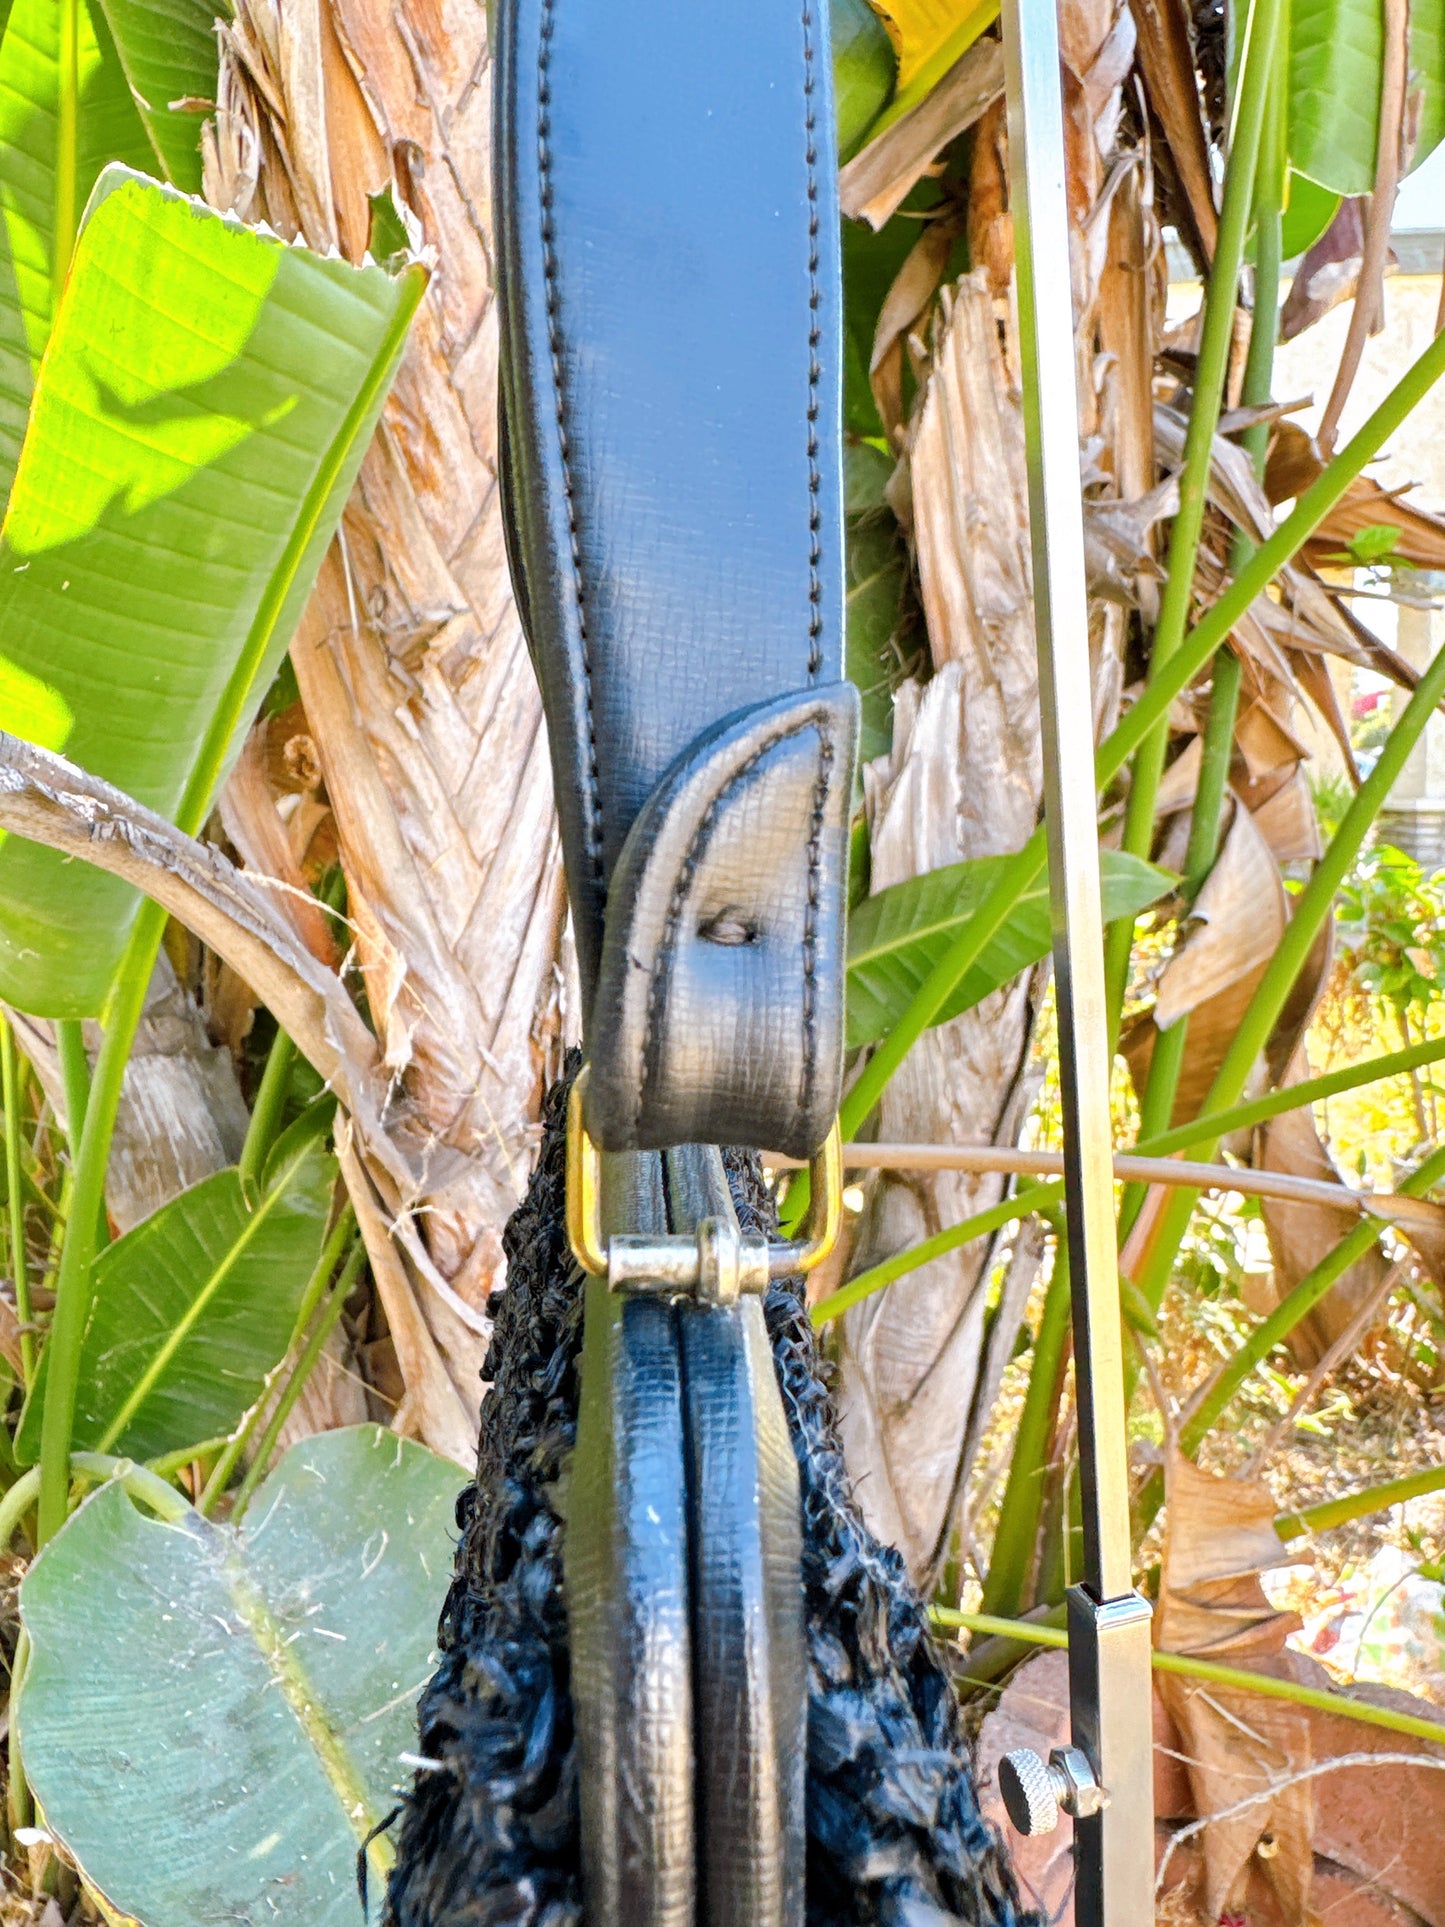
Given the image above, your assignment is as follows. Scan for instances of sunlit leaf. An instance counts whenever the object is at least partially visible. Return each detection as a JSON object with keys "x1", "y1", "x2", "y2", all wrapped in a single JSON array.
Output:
[
  {"x1": 94, "y1": 0, "x2": 217, "y2": 191},
  {"x1": 0, "y1": 166, "x2": 424, "y2": 1016},
  {"x1": 0, "y1": 0, "x2": 152, "y2": 501},
  {"x1": 846, "y1": 849, "x2": 1173, "y2": 1048},
  {"x1": 18, "y1": 1428, "x2": 458, "y2": 1927},
  {"x1": 864, "y1": 0, "x2": 998, "y2": 113},
  {"x1": 14, "y1": 1111, "x2": 336, "y2": 1466}
]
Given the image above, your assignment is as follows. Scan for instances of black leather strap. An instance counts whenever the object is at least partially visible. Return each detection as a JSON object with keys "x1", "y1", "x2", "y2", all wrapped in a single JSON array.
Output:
[
  {"x1": 565, "y1": 1156, "x2": 695, "y2": 1922},
  {"x1": 564, "y1": 1146, "x2": 807, "y2": 1927},
  {"x1": 495, "y1": 7, "x2": 849, "y2": 1920},
  {"x1": 496, "y1": 0, "x2": 857, "y2": 1158},
  {"x1": 667, "y1": 1148, "x2": 806, "y2": 1927}
]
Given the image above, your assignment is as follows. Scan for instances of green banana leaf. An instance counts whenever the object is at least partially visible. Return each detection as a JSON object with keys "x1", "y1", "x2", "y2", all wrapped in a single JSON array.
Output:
[
  {"x1": 19, "y1": 1427, "x2": 458, "y2": 1927},
  {"x1": 847, "y1": 493, "x2": 905, "y2": 770},
  {"x1": 832, "y1": 0, "x2": 895, "y2": 158},
  {"x1": 846, "y1": 848, "x2": 1173, "y2": 1049},
  {"x1": 1410, "y1": 2, "x2": 1445, "y2": 177},
  {"x1": 1290, "y1": 0, "x2": 1445, "y2": 196},
  {"x1": 14, "y1": 1111, "x2": 336, "y2": 1466},
  {"x1": 95, "y1": 0, "x2": 218, "y2": 191},
  {"x1": 0, "y1": 165, "x2": 424, "y2": 1015},
  {"x1": 1279, "y1": 171, "x2": 1341, "y2": 260},
  {"x1": 0, "y1": 0, "x2": 153, "y2": 499}
]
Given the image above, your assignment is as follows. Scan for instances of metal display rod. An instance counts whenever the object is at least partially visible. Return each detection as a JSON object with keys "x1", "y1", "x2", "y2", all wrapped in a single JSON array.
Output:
[{"x1": 994, "y1": 0, "x2": 1157, "y2": 1917}]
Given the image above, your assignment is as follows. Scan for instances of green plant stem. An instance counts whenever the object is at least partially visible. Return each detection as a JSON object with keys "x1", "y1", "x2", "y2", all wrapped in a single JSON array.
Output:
[
  {"x1": 1102, "y1": 0, "x2": 1284, "y2": 1018},
  {"x1": 1179, "y1": 1139, "x2": 1445, "y2": 1453},
  {"x1": 197, "y1": 1207, "x2": 357, "y2": 1517},
  {"x1": 978, "y1": 1241, "x2": 1071, "y2": 1619},
  {"x1": 932, "y1": 1607, "x2": 1445, "y2": 1746},
  {"x1": 145, "y1": 1436, "x2": 231, "y2": 1483},
  {"x1": 0, "y1": 1014, "x2": 31, "y2": 1387},
  {"x1": 1238, "y1": 41, "x2": 1287, "y2": 480},
  {"x1": 288, "y1": 1204, "x2": 357, "y2": 1343},
  {"x1": 1184, "y1": 651, "x2": 1247, "y2": 902},
  {"x1": 1, "y1": 1449, "x2": 190, "y2": 1555},
  {"x1": 53, "y1": 1020, "x2": 89, "y2": 1154},
  {"x1": 36, "y1": 902, "x2": 166, "y2": 1545},
  {"x1": 52, "y1": 1017, "x2": 106, "y2": 1253},
  {"x1": 1139, "y1": 1037, "x2": 1445, "y2": 1155},
  {"x1": 1121, "y1": 647, "x2": 1245, "y2": 1241},
  {"x1": 1277, "y1": 1462, "x2": 1445, "y2": 1540},
  {"x1": 1034, "y1": 1455, "x2": 1083, "y2": 1605},
  {"x1": 229, "y1": 1238, "x2": 366, "y2": 1521},
  {"x1": 1116, "y1": 36, "x2": 1284, "y2": 1159},
  {"x1": 238, "y1": 1027, "x2": 297, "y2": 1195},
  {"x1": 811, "y1": 1183, "x2": 1046, "y2": 1324},
  {"x1": 1131, "y1": 639, "x2": 1445, "y2": 1319},
  {"x1": 7, "y1": 1626, "x2": 31, "y2": 1839},
  {"x1": 51, "y1": 0, "x2": 79, "y2": 316},
  {"x1": 814, "y1": 1034, "x2": 1445, "y2": 1321}
]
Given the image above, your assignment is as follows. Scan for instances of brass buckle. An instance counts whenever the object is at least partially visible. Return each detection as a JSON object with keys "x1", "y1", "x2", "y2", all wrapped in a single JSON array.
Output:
[{"x1": 565, "y1": 1066, "x2": 842, "y2": 1301}]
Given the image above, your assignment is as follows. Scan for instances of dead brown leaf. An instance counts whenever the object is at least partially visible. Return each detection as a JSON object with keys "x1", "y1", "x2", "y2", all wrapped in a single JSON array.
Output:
[
  {"x1": 1154, "y1": 801, "x2": 1287, "y2": 1029},
  {"x1": 1256, "y1": 1092, "x2": 1392, "y2": 1366},
  {"x1": 1127, "y1": 0, "x2": 1217, "y2": 266},
  {"x1": 1233, "y1": 699, "x2": 1311, "y2": 783},
  {"x1": 1306, "y1": 1686, "x2": 1445, "y2": 1925},
  {"x1": 979, "y1": 1645, "x2": 1445, "y2": 1926},
  {"x1": 1266, "y1": 420, "x2": 1445, "y2": 570},
  {"x1": 839, "y1": 35, "x2": 1004, "y2": 230},
  {"x1": 221, "y1": 721, "x2": 340, "y2": 967},
  {"x1": 967, "y1": 97, "x2": 1013, "y2": 294},
  {"x1": 1280, "y1": 197, "x2": 1373, "y2": 342},
  {"x1": 1097, "y1": 155, "x2": 1162, "y2": 511},
  {"x1": 1251, "y1": 766, "x2": 1323, "y2": 867},
  {"x1": 1156, "y1": 1451, "x2": 1317, "y2": 1924},
  {"x1": 870, "y1": 215, "x2": 960, "y2": 447}
]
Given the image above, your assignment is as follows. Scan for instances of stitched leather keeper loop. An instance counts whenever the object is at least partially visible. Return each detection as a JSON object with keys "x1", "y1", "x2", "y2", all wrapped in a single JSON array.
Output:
[{"x1": 584, "y1": 687, "x2": 857, "y2": 1161}]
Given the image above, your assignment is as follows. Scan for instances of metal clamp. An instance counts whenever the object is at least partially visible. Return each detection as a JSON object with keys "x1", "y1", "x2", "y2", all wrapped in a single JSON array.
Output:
[
  {"x1": 998, "y1": 1745, "x2": 1109, "y2": 1837},
  {"x1": 566, "y1": 1067, "x2": 843, "y2": 1297}
]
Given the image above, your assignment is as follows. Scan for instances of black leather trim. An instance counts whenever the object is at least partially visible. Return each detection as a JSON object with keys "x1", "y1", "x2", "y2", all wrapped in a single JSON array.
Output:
[
  {"x1": 495, "y1": 0, "x2": 852, "y2": 1124},
  {"x1": 497, "y1": 4, "x2": 851, "y2": 1916},
  {"x1": 563, "y1": 1155, "x2": 695, "y2": 1923},
  {"x1": 586, "y1": 687, "x2": 857, "y2": 1158},
  {"x1": 668, "y1": 1148, "x2": 806, "y2": 1927}
]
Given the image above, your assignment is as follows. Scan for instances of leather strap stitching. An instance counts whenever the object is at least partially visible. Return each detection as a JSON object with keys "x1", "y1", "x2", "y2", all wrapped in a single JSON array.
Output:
[
  {"x1": 803, "y1": 0, "x2": 822, "y2": 686},
  {"x1": 637, "y1": 714, "x2": 833, "y2": 1137},
  {"x1": 537, "y1": 0, "x2": 606, "y2": 889},
  {"x1": 798, "y1": 727, "x2": 833, "y2": 1140}
]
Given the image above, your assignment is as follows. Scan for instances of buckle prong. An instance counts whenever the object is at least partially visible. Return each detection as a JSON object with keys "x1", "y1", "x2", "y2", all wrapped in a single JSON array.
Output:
[{"x1": 566, "y1": 1066, "x2": 842, "y2": 1293}]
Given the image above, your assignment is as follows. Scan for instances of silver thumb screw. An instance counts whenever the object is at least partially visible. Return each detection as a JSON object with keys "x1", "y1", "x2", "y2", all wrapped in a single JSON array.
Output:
[{"x1": 998, "y1": 1746, "x2": 1109, "y2": 1836}]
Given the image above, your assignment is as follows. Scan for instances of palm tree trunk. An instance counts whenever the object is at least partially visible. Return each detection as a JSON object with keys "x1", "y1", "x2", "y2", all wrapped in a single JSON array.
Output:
[{"x1": 204, "y1": 0, "x2": 568, "y2": 1456}]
